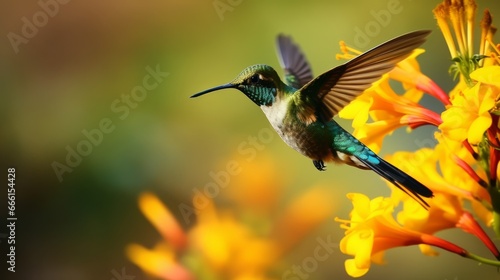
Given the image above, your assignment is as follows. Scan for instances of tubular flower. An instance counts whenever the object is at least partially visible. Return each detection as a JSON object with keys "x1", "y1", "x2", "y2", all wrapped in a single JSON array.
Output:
[
  {"x1": 338, "y1": 41, "x2": 444, "y2": 153},
  {"x1": 394, "y1": 189, "x2": 497, "y2": 258},
  {"x1": 385, "y1": 140, "x2": 490, "y2": 204},
  {"x1": 127, "y1": 154, "x2": 335, "y2": 279},
  {"x1": 386, "y1": 140, "x2": 496, "y2": 256},
  {"x1": 439, "y1": 67, "x2": 499, "y2": 145},
  {"x1": 126, "y1": 192, "x2": 193, "y2": 280},
  {"x1": 386, "y1": 148, "x2": 472, "y2": 199},
  {"x1": 433, "y1": 0, "x2": 498, "y2": 85},
  {"x1": 336, "y1": 1, "x2": 500, "y2": 277},
  {"x1": 337, "y1": 43, "x2": 449, "y2": 105},
  {"x1": 336, "y1": 193, "x2": 500, "y2": 278},
  {"x1": 339, "y1": 76, "x2": 442, "y2": 153},
  {"x1": 138, "y1": 192, "x2": 188, "y2": 251},
  {"x1": 396, "y1": 192, "x2": 463, "y2": 235},
  {"x1": 127, "y1": 192, "x2": 279, "y2": 279},
  {"x1": 127, "y1": 243, "x2": 193, "y2": 280},
  {"x1": 188, "y1": 194, "x2": 279, "y2": 274},
  {"x1": 335, "y1": 193, "x2": 468, "y2": 278},
  {"x1": 386, "y1": 49, "x2": 451, "y2": 105},
  {"x1": 386, "y1": 138, "x2": 497, "y2": 257}
]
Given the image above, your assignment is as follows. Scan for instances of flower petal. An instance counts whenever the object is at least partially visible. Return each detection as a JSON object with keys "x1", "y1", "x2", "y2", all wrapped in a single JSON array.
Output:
[
  {"x1": 470, "y1": 65, "x2": 500, "y2": 86},
  {"x1": 138, "y1": 192, "x2": 187, "y2": 250},
  {"x1": 418, "y1": 244, "x2": 440, "y2": 256},
  {"x1": 468, "y1": 114, "x2": 492, "y2": 144},
  {"x1": 345, "y1": 259, "x2": 370, "y2": 278}
]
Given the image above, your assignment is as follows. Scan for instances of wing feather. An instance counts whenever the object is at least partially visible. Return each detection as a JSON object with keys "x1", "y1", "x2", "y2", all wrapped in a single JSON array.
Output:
[
  {"x1": 295, "y1": 30, "x2": 430, "y2": 123},
  {"x1": 276, "y1": 34, "x2": 314, "y2": 89}
]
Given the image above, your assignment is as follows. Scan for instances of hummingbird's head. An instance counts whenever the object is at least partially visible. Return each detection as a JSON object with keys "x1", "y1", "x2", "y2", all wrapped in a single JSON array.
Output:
[{"x1": 191, "y1": 64, "x2": 284, "y2": 106}]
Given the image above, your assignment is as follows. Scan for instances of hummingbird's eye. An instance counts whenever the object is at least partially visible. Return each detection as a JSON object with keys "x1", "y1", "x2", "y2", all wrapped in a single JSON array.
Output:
[{"x1": 249, "y1": 74, "x2": 260, "y2": 83}]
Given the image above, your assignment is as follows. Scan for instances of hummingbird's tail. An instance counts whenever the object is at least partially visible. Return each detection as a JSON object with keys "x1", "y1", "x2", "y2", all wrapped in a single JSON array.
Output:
[
  {"x1": 359, "y1": 155, "x2": 433, "y2": 208},
  {"x1": 329, "y1": 123, "x2": 433, "y2": 208}
]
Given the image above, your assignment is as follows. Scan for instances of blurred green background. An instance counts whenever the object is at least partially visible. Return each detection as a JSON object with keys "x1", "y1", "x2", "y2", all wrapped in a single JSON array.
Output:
[{"x1": 1, "y1": 0, "x2": 500, "y2": 279}]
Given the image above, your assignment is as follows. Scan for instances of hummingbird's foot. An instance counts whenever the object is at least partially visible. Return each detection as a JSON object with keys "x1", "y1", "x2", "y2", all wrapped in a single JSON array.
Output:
[{"x1": 313, "y1": 160, "x2": 326, "y2": 171}]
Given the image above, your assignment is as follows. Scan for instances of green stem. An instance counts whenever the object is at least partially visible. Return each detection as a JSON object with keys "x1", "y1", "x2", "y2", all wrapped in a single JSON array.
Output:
[{"x1": 465, "y1": 252, "x2": 500, "y2": 267}]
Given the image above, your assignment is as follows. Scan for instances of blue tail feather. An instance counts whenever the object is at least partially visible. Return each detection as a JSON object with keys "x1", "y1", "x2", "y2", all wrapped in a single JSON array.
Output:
[
  {"x1": 329, "y1": 122, "x2": 433, "y2": 208},
  {"x1": 359, "y1": 154, "x2": 433, "y2": 208}
]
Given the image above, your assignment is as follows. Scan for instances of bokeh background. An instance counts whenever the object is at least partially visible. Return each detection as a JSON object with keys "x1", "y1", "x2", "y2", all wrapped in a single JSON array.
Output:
[{"x1": 1, "y1": 0, "x2": 500, "y2": 279}]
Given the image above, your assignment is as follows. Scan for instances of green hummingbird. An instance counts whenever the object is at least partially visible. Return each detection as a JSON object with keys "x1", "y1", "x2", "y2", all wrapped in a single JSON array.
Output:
[{"x1": 191, "y1": 30, "x2": 433, "y2": 208}]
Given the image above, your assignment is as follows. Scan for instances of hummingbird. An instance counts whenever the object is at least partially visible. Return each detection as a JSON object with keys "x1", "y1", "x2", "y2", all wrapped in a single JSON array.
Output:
[{"x1": 191, "y1": 30, "x2": 433, "y2": 208}]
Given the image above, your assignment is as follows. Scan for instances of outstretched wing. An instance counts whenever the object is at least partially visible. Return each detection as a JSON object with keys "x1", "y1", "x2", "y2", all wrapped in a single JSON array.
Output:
[
  {"x1": 294, "y1": 30, "x2": 431, "y2": 124},
  {"x1": 276, "y1": 34, "x2": 314, "y2": 89}
]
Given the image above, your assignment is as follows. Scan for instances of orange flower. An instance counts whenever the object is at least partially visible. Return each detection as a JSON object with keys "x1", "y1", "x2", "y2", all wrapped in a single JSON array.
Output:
[
  {"x1": 385, "y1": 139, "x2": 491, "y2": 223},
  {"x1": 439, "y1": 69, "x2": 498, "y2": 145},
  {"x1": 385, "y1": 138, "x2": 499, "y2": 258},
  {"x1": 338, "y1": 42, "x2": 449, "y2": 105},
  {"x1": 433, "y1": 0, "x2": 498, "y2": 84},
  {"x1": 127, "y1": 161, "x2": 335, "y2": 279},
  {"x1": 336, "y1": 193, "x2": 467, "y2": 277},
  {"x1": 339, "y1": 77, "x2": 441, "y2": 153},
  {"x1": 127, "y1": 243, "x2": 193, "y2": 280},
  {"x1": 138, "y1": 192, "x2": 187, "y2": 250},
  {"x1": 337, "y1": 1, "x2": 500, "y2": 277},
  {"x1": 389, "y1": 49, "x2": 450, "y2": 105},
  {"x1": 337, "y1": 37, "x2": 447, "y2": 154},
  {"x1": 126, "y1": 192, "x2": 192, "y2": 280},
  {"x1": 189, "y1": 193, "x2": 279, "y2": 273}
]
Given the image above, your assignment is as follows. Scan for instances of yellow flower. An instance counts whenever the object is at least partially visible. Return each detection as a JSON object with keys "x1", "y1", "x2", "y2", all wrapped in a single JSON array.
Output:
[
  {"x1": 433, "y1": 0, "x2": 498, "y2": 84},
  {"x1": 336, "y1": 193, "x2": 466, "y2": 278},
  {"x1": 137, "y1": 192, "x2": 187, "y2": 250},
  {"x1": 433, "y1": 1, "x2": 458, "y2": 58},
  {"x1": 470, "y1": 65, "x2": 500, "y2": 92},
  {"x1": 394, "y1": 190, "x2": 497, "y2": 258},
  {"x1": 338, "y1": 42, "x2": 450, "y2": 105},
  {"x1": 127, "y1": 243, "x2": 193, "y2": 280},
  {"x1": 127, "y1": 154, "x2": 335, "y2": 279},
  {"x1": 386, "y1": 145, "x2": 479, "y2": 200},
  {"x1": 213, "y1": 153, "x2": 335, "y2": 253},
  {"x1": 127, "y1": 191, "x2": 278, "y2": 279},
  {"x1": 396, "y1": 192, "x2": 463, "y2": 235},
  {"x1": 126, "y1": 192, "x2": 192, "y2": 280},
  {"x1": 440, "y1": 66, "x2": 500, "y2": 145},
  {"x1": 189, "y1": 193, "x2": 279, "y2": 274},
  {"x1": 340, "y1": 77, "x2": 442, "y2": 153},
  {"x1": 384, "y1": 137, "x2": 500, "y2": 258},
  {"x1": 337, "y1": 1, "x2": 500, "y2": 276},
  {"x1": 433, "y1": 135, "x2": 490, "y2": 197},
  {"x1": 189, "y1": 186, "x2": 334, "y2": 275},
  {"x1": 338, "y1": 44, "x2": 443, "y2": 153},
  {"x1": 388, "y1": 49, "x2": 451, "y2": 105},
  {"x1": 386, "y1": 138, "x2": 491, "y2": 219}
]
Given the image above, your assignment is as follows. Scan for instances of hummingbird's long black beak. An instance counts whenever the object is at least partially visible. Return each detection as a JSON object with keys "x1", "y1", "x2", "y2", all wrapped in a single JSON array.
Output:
[{"x1": 190, "y1": 83, "x2": 236, "y2": 98}]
